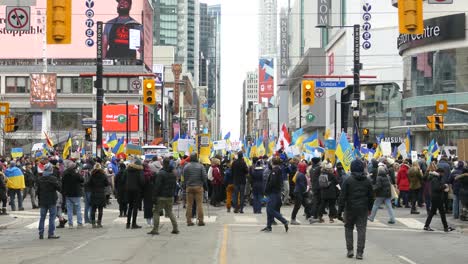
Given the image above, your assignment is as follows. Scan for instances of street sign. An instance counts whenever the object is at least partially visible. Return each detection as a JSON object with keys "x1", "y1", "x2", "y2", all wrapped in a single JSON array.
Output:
[
  {"x1": 184, "y1": 108, "x2": 196, "y2": 119},
  {"x1": 0, "y1": 102, "x2": 10, "y2": 115},
  {"x1": 314, "y1": 88, "x2": 324, "y2": 98},
  {"x1": 5, "y1": 6, "x2": 30, "y2": 31},
  {"x1": 428, "y1": 0, "x2": 453, "y2": 4},
  {"x1": 306, "y1": 113, "x2": 315, "y2": 123},
  {"x1": 130, "y1": 79, "x2": 141, "y2": 91},
  {"x1": 315, "y1": 81, "x2": 346, "y2": 88},
  {"x1": 436, "y1": 100, "x2": 448, "y2": 114},
  {"x1": 81, "y1": 118, "x2": 96, "y2": 126}
]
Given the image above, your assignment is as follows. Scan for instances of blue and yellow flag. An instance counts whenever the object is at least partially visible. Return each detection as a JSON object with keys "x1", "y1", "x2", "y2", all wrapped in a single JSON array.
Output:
[
  {"x1": 303, "y1": 131, "x2": 319, "y2": 147},
  {"x1": 62, "y1": 133, "x2": 72, "y2": 160},
  {"x1": 291, "y1": 128, "x2": 303, "y2": 146},
  {"x1": 112, "y1": 136, "x2": 125, "y2": 154},
  {"x1": 11, "y1": 148, "x2": 23, "y2": 158},
  {"x1": 335, "y1": 132, "x2": 355, "y2": 173},
  {"x1": 5, "y1": 166, "x2": 25, "y2": 189},
  {"x1": 224, "y1": 132, "x2": 231, "y2": 140},
  {"x1": 107, "y1": 133, "x2": 118, "y2": 149},
  {"x1": 405, "y1": 128, "x2": 411, "y2": 153}
]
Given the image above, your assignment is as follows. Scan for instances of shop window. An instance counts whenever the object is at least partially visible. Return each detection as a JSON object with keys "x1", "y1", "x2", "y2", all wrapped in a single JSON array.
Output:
[
  {"x1": 5, "y1": 76, "x2": 29, "y2": 93},
  {"x1": 51, "y1": 109, "x2": 93, "y2": 131}
]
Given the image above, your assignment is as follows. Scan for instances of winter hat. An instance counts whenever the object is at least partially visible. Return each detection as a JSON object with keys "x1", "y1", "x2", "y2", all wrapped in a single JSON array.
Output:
[
  {"x1": 351, "y1": 159, "x2": 364, "y2": 173},
  {"x1": 311, "y1": 157, "x2": 321, "y2": 165},
  {"x1": 298, "y1": 162, "x2": 308, "y2": 174},
  {"x1": 9, "y1": 161, "x2": 16, "y2": 167},
  {"x1": 134, "y1": 159, "x2": 142, "y2": 166},
  {"x1": 457, "y1": 161, "x2": 464, "y2": 169},
  {"x1": 387, "y1": 158, "x2": 395, "y2": 166}
]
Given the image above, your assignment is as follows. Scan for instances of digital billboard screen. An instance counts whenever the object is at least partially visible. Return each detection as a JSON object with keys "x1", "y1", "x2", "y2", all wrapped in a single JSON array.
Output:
[{"x1": 30, "y1": 73, "x2": 57, "y2": 108}]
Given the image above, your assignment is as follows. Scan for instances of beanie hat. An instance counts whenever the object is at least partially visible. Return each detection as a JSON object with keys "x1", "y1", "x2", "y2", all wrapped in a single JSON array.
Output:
[
  {"x1": 457, "y1": 161, "x2": 464, "y2": 169},
  {"x1": 351, "y1": 159, "x2": 364, "y2": 173}
]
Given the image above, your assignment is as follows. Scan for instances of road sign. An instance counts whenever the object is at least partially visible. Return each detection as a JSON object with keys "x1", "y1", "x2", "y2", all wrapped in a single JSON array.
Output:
[
  {"x1": 6, "y1": 6, "x2": 30, "y2": 31},
  {"x1": 314, "y1": 88, "x2": 324, "y2": 98},
  {"x1": 428, "y1": 0, "x2": 453, "y2": 4},
  {"x1": 306, "y1": 113, "x2": 315, "y2": 123},
  {"x1": 81, "y1": 118, "x2": 96, "y2": 126},
  {"x1": 0, "y1": 102, "x2": 10, "y2": 115},
  {"x1": 315, "y1": 81, "x2": 346, "y2": 88},
  {"x1": 130, "y1": 79, "x2": 141, "y2": 91},
  {"x1": 436, "y1": 100, "x2": 448, "y2": 114}
]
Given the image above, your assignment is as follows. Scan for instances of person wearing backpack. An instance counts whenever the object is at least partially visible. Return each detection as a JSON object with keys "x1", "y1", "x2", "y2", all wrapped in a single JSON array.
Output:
[
  {"x1": 368, "y1": 166, "x2": 396, "y2": 224},
  {"x1": 318, "y1": 161, "x2": 338, "y2": 223}
]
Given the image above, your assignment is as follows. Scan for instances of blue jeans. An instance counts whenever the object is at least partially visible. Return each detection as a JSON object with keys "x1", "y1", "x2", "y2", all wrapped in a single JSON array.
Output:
[
  {"x1": 66, "y1": 197, "x2": 83, "y2": 226},
  {"x1": 84, "y1": 192, "x2": 92, "y2": 223},
  {"x1": 8, "y1": 189, "x2": 23, "y2": 211},
  {"x1": 39, "y1": 205, "x2": 57, "y2": 236},
  {"x1": 252, "y1": 187, "x2": 263, "y2": 213},
  {"x1": 369, "y1": 197, "x2": 395, "y2": 222},
  {"x1": 232, "y1": 184, "x2": 245, "y2": 211},
  {"x1": 453, "y1": 194, "x2": 460, "y2": 219},
  {"x1": 266, "y1": 192, "x2": 287, "y2": 228}
]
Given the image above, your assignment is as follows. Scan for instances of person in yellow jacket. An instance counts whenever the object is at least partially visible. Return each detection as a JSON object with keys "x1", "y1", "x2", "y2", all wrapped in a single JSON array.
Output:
[{"x1": 5, "y1": 161, "x2": 26, "y2": 211}]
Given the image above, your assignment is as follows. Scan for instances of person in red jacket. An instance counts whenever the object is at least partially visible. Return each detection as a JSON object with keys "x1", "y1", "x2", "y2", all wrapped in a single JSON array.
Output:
[{"x1": 397, "y1": 161, "x2": 411, "y2": 208}]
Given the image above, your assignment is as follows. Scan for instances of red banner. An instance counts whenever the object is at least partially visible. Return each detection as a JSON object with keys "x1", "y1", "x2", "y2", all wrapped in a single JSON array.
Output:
[
  {"x1": 258, "y1": 58, "x2": 274, "y2": 103},
  {"x1": 103, "y1": 104, "x2": 139, "y2": 132}
]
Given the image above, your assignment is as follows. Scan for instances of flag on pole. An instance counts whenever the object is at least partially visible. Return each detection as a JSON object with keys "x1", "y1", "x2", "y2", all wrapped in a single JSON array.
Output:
[
  {"x1": 405, "y1": 128, "x2": 411, "y2": 153},
  {"x1": 335, "y1": 132, "x2": 355, "y2": 172},
  {"x1": 277, "y1": 123, "x2": 291, "y2": 150},
  {"x1": 303, "y1": 131, "x2": 319, "y2": 147},
  {"x1": 107, "y1": 133, "x2": 118, "y2": 149},
  {"x1": 324, "y1": 128, "x2": 331, "y2": 140},
  {"x1": 44, "y1": 132, "x2": 54, "y2": 148},
  {"x1": 353, "y1": 122, "x2": 361, "y2": 151},
  {"x1": 62, "y1": 133, "x2": 72, "y2": 160},
  {"x1": 291, "y1": 128, "x2": 303, "y2": 146},
  {"x1": 224, "y1": 132, "x2": 231, "y2": 140},
  {"x1": 112, "y1": 137, "x2": 125, "y2": 154}
]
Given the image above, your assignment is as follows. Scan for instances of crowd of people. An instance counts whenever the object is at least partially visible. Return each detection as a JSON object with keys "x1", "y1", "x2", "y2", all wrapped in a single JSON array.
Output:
[{"x1": 1, "y1": 150, "x2": 468, "y2": 259}]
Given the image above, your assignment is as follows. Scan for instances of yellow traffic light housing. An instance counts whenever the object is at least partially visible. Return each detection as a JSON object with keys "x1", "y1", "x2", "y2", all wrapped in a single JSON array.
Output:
[
  {"x1": 85, "y1": 127, "x2": 92, "y2": 141},
  {"x1": 47, "y1": 0, "x2": 72, "y2": 44},
  {"x1": 398, "y1": 0, "x2": 424, "y2": 34},
  {"x1": 4, "y1": 116, "x2": 18, "y2": 132},
  {"x1": 362, "y1": 128, "x2": 369, "y2": 136},
  {"x1": 302, "y1": 80, "x2": 315, "y2": 106},
  {"x1": 143, "y1": 79, "x2": 156, "y2": 105},
  {"x1": 427, "y1": 114, "x2": 444, "y2": 131}
]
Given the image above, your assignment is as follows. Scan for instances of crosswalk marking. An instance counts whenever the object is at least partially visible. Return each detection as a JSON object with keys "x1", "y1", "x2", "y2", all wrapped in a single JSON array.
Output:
[
  {"x1": 25, "y1": 220, "x2": 59, "y2": 229},
  {"x1": 113, "y1": 216, "x2": 218, "y2": 224},
  {"x1": 396, "y1": 218, "x2": 425, "y2": 229},
  {"x1": 234, "y1": 216, "x2": 259, "y2": 223}
]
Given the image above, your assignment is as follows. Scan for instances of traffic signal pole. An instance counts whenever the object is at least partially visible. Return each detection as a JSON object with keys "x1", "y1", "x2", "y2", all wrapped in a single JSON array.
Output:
[{"x1": 96, "y1": 21, "x2": 104, "y2": 159}]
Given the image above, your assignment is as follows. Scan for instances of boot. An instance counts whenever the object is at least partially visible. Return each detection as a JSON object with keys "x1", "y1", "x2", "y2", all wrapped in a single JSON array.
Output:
[
  {"x1": 1, "y1": 208, "x2": 7, "y2": 215},
  {"x1": 92, "y1": 221, "x2": 97, "y2": 228},
  {"x1": 97, "y1": 220, "x2": 103, "y2": 228},
  {"x1": 57, "y1": 219, "x2": 67, "y2": 228}
]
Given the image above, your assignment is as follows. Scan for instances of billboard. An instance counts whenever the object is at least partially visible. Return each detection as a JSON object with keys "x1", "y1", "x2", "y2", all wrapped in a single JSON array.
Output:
[
  {"x1": 258, "y1": 58, "x2": 274, "y2": 103},
  {"x1": 30, "y1": 73, "x2": 57, "y2": 108},
  {"x1": 0, "y1": 0, "x2": 153, "y2": 68},
  {"x1": 103, "y1": 104, "x2": 139, "y2": 132},
  {"x1": 152, "y1": 64, "x2": 164, "y2": 87}
]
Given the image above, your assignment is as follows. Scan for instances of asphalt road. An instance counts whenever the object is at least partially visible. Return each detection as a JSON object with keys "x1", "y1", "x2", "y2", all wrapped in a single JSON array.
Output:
[{"x1": 1, "y1": 198, "x2": 467, "y2": 264}]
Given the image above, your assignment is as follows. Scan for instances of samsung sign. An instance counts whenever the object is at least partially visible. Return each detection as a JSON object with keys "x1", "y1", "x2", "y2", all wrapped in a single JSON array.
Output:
[
  {"x1": 317, "y1": 0, "x2": 331, "y2": 27},
  {"x1": 397, "y1": 13, "x2": 465, "y2": 54}
]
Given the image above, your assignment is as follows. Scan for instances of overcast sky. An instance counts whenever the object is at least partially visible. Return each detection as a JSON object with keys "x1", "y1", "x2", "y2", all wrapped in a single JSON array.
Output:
[{"x1": 201, "y1": 0, "x2": 288, "y2": 140}]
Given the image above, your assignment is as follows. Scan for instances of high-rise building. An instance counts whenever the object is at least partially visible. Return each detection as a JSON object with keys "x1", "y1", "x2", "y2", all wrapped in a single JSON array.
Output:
[
  {"x1": 153, "y1": 0, "x2": 178, "y2": 46},
  {"x1": 258, "y1": 0, "x2": 277, "y2": 58},
  {"x1": 241, "y1": 71, "x2": 259, "y2": 138}
]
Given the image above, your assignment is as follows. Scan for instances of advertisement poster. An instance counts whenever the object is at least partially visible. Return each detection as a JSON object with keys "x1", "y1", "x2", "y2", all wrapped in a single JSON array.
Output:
[
  {"x1": 0, "y1": 0, "x2": 153, "y2": 68},
  {"x1": 152, "y1": 64, "x2": 164, "y2": 87},
  {"x1": 102, "y1": 104, "x2": 139, "y2": 132},
  {"x1": 30, "y1": 73, "x2": 57, "y2": 108},
  {"x1": 258, "y1": 58, "x2": 274, "y2": 103}
]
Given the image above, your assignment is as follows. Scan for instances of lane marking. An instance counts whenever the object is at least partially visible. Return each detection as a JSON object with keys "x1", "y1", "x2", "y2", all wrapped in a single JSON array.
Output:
[
  {"x1": 396, "y1": 218, "x2": 425, "y2": 229},
  {"x1": 226, "y1": 224, "x2": 441, "y2": 233},
  {"x1": 25, "y1": 219, "x2": 59, "y2": 229},
  {"x1": 234, "y1": 216, "x2": 258, "y2": 223},
  {"x1": 398, "y1": 255, "x2": 418, "y2": 264},
  {"x1": 66, "y1": 235, "x2": 105, "y2": 255},
  {"x1": 219, "y1": 224, "x2": 228, "y2": 264}
]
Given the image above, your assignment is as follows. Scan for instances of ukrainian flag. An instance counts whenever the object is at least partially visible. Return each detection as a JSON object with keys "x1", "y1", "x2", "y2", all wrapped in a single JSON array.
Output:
[
  {"x1": 5, "y1": 166, "x2": 25, "y2": 189},
  {"x1": 303, "y1": 131, "x2": 319, "y2": 147},
  {"x1": 11, "y1": 148, "x2": 23, "y2": 158},
  {"x1": 62, "y1": 133, "x2": 72, "y2": 160},
  {"x1": 113, "y1": 136, "x2": 126, "y2": 154},
  {"x1": 107, "y1": 133, "x2": 118, "y2": 149}
]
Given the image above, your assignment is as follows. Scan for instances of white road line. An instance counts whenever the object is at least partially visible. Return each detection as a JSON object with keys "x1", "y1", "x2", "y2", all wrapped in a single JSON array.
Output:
[
  {"x1": 398, "y1": 255, "x2": 418, "y2": 264},
  {"x1": 9, "y1": 214, "x2": 38, "y2": 219},
  {"x1": 234, "y1": 216, "x2": 258, "y2": 223},
  {"x1": 25, "y1": 219, "x2": 59, "y2": 229},
  {"x1": 368, "y1": 219, "x2": 387, "y2": 227},
  {"x1": 396, "y1": 218, "x2": 425, "y2": 229},
  {"x1": 66, "y1": 235, "x2": 105, "y2": 255},
  {"x1": 113, "y1": 216, "x2": 218, "y2": 224}
]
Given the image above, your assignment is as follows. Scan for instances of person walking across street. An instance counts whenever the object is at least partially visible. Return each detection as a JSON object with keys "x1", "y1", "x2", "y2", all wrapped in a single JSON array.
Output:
[
  {"x1": 5, "y1": 161, "x2": 25, "y2": 211},
  {"x1": 22, "y1": 162, "x2": 38, "y2": 209},
  {"x1": 408, "y1": 162, "x2": 423, "y2": 214},
  {"x1": 62, "y1": 160, "x2": 84, "y2": 228},
  {"x1": 448, "y1": 161, "x2": 464, "y2": 219},
  {"x1": 424, "y1": 168, "x2": 455, "y2": 232},
  {"x1": 125, "y1": 158, "x2": 145, "y2": 229},
  {"x1": 396, "y1": 161, "x2": 410, "y2": 208},
  {"x1": 37, "y1": 163, "x2": 61, "y2": 239},
  {"x1": 261, "y1": 157, "x2": 289, "y2": 233},
  {"x1": 251, "y1": 160, "x2": 265, "y2": 214},
  {"x1": 148, "y1": 158, "x2": 179, "y2": 235},
  {"x1": 368, "y1": 165, "x2": 396, "y2": 224},
  {"x1": 224, "y1": 162, "x2": 234, "y2": 213},
  {"x1": 290, "y1": 161, "x2": 311, "y2": 224},
  {"x1": 183, "y1": 153, "x2": 208, "y2": 226},
  {"x1": 231, "y1": 152, "x2": 248, "y2": 214},
  {"x1": 338, "y1": 159, "x2": 374, "y2": 260},
  {"x1": 86, "y1": 164, "x2": 109, "y2": 228}
]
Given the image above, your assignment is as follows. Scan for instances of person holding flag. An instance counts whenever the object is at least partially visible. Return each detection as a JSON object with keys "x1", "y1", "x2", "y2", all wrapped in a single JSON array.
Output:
[{"x1": 5, "y1": 161, "x2": 25, "y2": 211}]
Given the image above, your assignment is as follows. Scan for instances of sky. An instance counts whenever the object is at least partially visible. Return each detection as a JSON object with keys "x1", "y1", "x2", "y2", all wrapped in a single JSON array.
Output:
[{"x1": 201, "y1": 0, "x2": 289, "y2": 140}]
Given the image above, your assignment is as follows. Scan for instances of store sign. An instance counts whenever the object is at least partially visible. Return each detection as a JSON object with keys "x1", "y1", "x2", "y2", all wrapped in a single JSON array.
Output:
[
  {"x1": 397, "y1": 13, "x2": 466, "y2": 54},
  {"x1": 382, "y1": 137, "x2": 404, "y2": 144},
  {"x1": 317, "y1": 0, "x2": 331, "y2": 27},
  {"x1": 362, "y1": 1, "x2": 372, "y2": 50},
  {"x1": 280, "y1": 17, "x2": 289, "y2": 79}
]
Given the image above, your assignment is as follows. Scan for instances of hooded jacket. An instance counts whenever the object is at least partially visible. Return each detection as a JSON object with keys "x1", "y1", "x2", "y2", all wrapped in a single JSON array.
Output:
[
  {"x1": 430, "y1": 172, "x2": 447, "y2": 202},
  {"x1": 265, "y1": 165, "x2": 282, "y2": 195},
  {"x1": 231, "y1": 156, "x2": 248, "y2": 185},
  {"x1": 396, "y1": 164, "x2": 410, "y2": 191},
  {"x1": 62, "y1": 166, "x2": 84, "y2": 197},
  {"x1": 125, "y1": 163, "x2": 144, "y2": 192},
  {"x1": 250, "y1": 164, "x2": 264, "y2": 193},
  {"x1": 338, "y1": 172, "x2": 374, "y2": 216},
  {"x1": 408, "y1": 166, "x2": 423, "y2": 190},
  {"x1": 86, "y1": 169, "x2": 109, "y2": 207},
  {"x1": 374, "y1": 167, "x2": 391, "y2": 198},
  {"x1": 152, "y1": 167, "x2": 177, "y2": 199},
  {"x1": 37, "y1": 173, "x2": 61, "y2": 207}
]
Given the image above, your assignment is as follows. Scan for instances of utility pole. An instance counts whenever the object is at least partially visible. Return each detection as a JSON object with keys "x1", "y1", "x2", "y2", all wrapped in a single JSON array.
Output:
[
  {"x1": 95, "y1": 21, "x2": 104, "y2": 159},
  {"x1": 352, "y1": 24, "x2": 361, "y2": 139}
]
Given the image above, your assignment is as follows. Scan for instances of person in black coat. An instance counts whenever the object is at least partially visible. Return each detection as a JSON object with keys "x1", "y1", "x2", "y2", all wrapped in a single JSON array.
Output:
[
  {"x1": 368, "y1": 166, "x2": 396, "y2": 224},
  {"x1": 338, "y1": 159, "x2": 374, "y2": 260},
  {"x1": 114, "y1": 162, "x2": 128, "y2": 217},
  {"x1": 37, "y1": 164, "x2": 61, "y2": 239},
  {"x1": 250, "y1": 160, "x2": 264, "y2": 214},
  {"x1": 424, "y1": 168, "x2": 455, "y2": 232},
  {"x1": 318, "y1": 161, "x2": 338, "y2": 223},
  {"x1": 143, "y1": 162, "x2": 155, "y2": 226},
  {"x1": 0, "y1": 167, "x2": 7, "y2": 215},
  {"x1": 86, "y1": 164, "x2": 109, "y2": 228},
  {"x1": 125, "y1": 159, "x2": 144, "y2": 229},
  {"x1": 456, "y1": 168, "x2": 468, "y2": 220},
  {"x1": 61, "y1": 160, "x2": 84, "y2": 228},
  {"x1": 231, "y1": 152, "x2": 248, "y2": 213}
]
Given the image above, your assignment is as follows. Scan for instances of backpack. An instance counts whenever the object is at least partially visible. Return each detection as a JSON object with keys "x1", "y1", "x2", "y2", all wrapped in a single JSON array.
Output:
[{"x1": 318, "y1": 173, "x2": 330, "y2": 188}]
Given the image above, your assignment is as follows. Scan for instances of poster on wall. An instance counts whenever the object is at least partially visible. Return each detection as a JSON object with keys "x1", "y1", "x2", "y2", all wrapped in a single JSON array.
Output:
[
  {"x1": 30, "y1": 73, "x2": 57, "y2": 109},
  {"x1": 258, "y1": 58, "x2": 274, "y2": 104},
  {"x1": 0, "y1": 0, "x2": 153, "y2": 68}
]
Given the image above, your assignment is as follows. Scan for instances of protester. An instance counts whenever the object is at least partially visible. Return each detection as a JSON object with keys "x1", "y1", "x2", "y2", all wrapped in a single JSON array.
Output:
[
  {"x1": 456, "y1": 168, "x2": 468, "y2": 221},
  {"x1": 448, "y1": 161, "x2": 464, "y2": 219},
  {"x1": 22, "y1": 162, "x2": 38, "y2": 209},
  {"x1": 62, "y1": 160, "x2": 84, "y2": 228},
  {"x1": 37, "y1": 162, "x2": 61, "y2": 239},
  {"x1": 396, "y1": 161, "x2": 410, "y2": 208},
  {"x1": 0, "y1": 167, "x2": 8, "y2": 215},
  {"x1": 250, "y1": 159, "x2": 265, "y2": 214},
  {"x1": 338, "y1": 159, "x2": 374, "y2": 260},
  {"x1": 86, "y1": 163, "x2": 109, "y2": 228},
  {"x1": 148, "y1": 158, "x2": 179, "y2": 235},
  {"x1": 125, "y1": 158, "x2": 145, "y2": 229},
  {"x1": 184, "y1": 153, "x2": 207, "y2": 226},
  {"x1": 143, "y1": 161, "x2": 155, "y2": 227},
  {"x1": 424, "y1": 168, "x2": 455, "y2": 232},
  {"x1": 368, "y1": 165, "x2": 396, "y2": 224},
  {"x1": 318, "y1": 161, "x2": 338, "y2": 223},
  {"x1": 5, "y1": 161, "x2": 25, "y2": 211},
  {"x1": 115, "y1": 162, "x2": 128, "y2": 217},
  {"x1": 231, "y1": 151, "x2": 248, "y2": 214},
  {"x1": 408, "y1": 162, "x2": 423, "y2": 214},
  {"x1": 290, "y1": 161, "x2": 311, "y2": 224},
  {"x1": 224, "y1": 161, "x2": 234, "y2": 213}
]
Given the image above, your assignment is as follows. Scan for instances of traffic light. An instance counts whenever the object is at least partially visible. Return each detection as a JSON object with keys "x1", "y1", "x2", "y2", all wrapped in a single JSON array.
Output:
[
  {"x1": 85, "y1": 127, "x2": 92, "y2": 141},
  {"x1": 143, "y1": 79, "x2": 156, "y2": 105},
  {"x1": 302, "y1": 80, "x2": 315, "y2": 106},
  {"x1": 398, "y1": 0, "x2": 424, "y2": 34},
  {"x1": 47, "y1": 0, "x2": 72, "y2": 44},
  {"x1": 4, "y1": 117, "x2": 18, "y2": 132},
  {"x1": 426, "y1": 114, "x2": 444, "y2": 131},
  {"x1": 362, "y1": 128, "x2": 369, "y2": 136}
]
